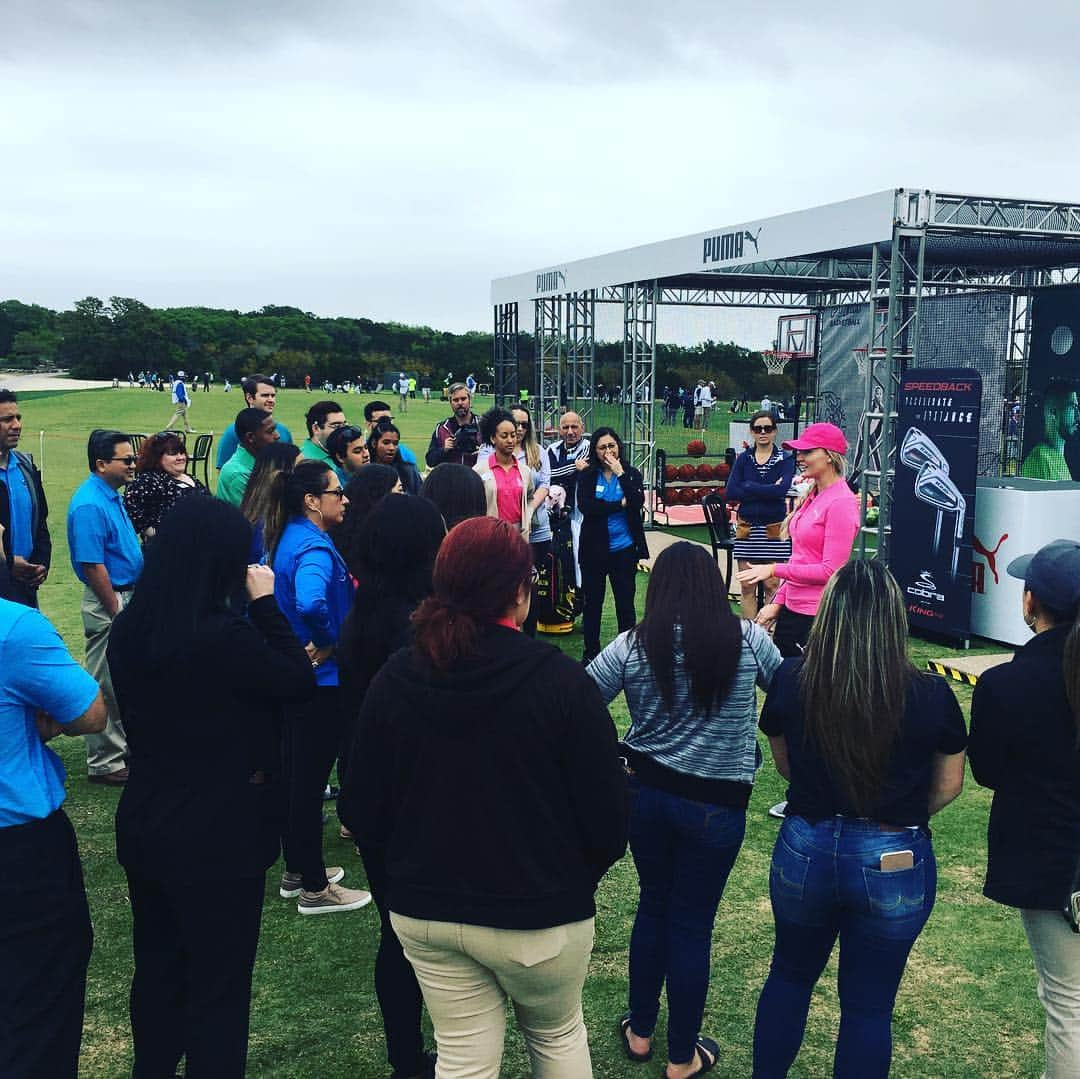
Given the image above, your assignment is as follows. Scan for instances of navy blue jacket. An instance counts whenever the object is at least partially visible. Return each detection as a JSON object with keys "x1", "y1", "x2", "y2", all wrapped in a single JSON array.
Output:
[
  {"x1": 724, "y1": 448, "x2": 796, "y2": 525},
  {"x1": 970, "y1": 625, "x2": 1080, "y2": 911}
]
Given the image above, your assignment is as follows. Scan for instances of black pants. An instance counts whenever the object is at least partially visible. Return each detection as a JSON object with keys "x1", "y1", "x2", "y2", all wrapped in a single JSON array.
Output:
[
  {"x1": 359, "y1": 852, "x2": 429, "y2": 1076},
  {"x1": 127, "y1": 871, "x2": 264, "y2": 1077},
  {"x1": 582, "y1": 545, "x2": 639, "y2": 659},
  {"x1": 773, "y1": 606, "x2": 815, "y2": 658},
  {"x1": 0, "y1": 810, "x2": 91, "y2": 1079},
  {"x1": 284, "y1": 685, "x2": 345, "y2": 892},
  {"x1": 523, "y1": 539, "x2": 552, "y2": 638}
]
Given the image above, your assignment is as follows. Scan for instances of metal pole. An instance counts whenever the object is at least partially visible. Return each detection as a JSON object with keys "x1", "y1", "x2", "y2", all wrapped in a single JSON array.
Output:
[{"x1": 39, "y1": 430, "x2": 45, "y2": 477}]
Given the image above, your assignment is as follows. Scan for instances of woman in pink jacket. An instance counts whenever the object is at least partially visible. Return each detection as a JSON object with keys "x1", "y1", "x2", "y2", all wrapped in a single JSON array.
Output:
[{"x1": 737, "y1": 423, "x2": 859, "y2": 659}]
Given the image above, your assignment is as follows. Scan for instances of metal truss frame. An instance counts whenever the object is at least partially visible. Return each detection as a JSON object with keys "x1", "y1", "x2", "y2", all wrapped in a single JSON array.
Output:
[
  {"x1": 855, "y1": 229, "x2": 926, "y2": 564},
  {"x1": 533, "y1": 297, "x2": 563, "y2": 438},
  {"x1": 622, "y1": 283, "x2": 658, "y2": 523},
  {"x1": 493, "y1": 302, "x2": 519, "y2": 408},
  {"x1": 565, "y1": 291, "x2": 596, "y2": 430},
  {"x1": 495, "y1": 188, "x2": 1080, "y2": 543}
]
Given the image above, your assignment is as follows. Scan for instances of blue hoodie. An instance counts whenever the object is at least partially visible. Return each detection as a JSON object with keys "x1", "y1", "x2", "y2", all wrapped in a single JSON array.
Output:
[{"x1": 272, "y1": 517, "x2": 354, "y2": 686}]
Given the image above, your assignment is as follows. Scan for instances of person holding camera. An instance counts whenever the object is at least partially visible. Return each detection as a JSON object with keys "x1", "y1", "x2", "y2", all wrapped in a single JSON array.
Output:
[
  {"x1": 425, "y1": 382, "x2": 481, "y2": 468},
  {"x1": 969, "y1": 539, "x2": 1080, "y2": 1079}
]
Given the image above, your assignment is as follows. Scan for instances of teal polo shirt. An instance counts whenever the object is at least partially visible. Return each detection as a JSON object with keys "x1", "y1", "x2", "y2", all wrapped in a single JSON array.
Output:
[
  {"x1": 217, "y1": 445, "x2": 255, "y2": 507},
  {"x1": 300, "y1": 439, "x2": 335, "y2": 467},
  {"x1": 66, "y1": 475, "x2": 144, "y2": 587}
]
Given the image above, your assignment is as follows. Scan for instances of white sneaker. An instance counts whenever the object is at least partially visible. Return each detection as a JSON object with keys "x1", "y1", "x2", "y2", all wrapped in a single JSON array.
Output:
[
  {"x1": 297, "y1": 881, "x2": 373, "y2": 915},
  {"x1": 768, "y1": 800, "x2": 788, "y2": 819}
]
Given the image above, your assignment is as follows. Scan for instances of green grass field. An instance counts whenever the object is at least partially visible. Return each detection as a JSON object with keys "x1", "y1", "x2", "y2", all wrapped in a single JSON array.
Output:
[{"x1": 14, "y1": 383, "x2": 1043, "y2": 1076}]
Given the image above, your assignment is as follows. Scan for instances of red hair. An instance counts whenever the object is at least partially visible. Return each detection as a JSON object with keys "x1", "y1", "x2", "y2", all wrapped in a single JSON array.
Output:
[
  {"x1": 137, "y1": 432, "x2": 186, "y2": 473},
  {"x1": 412, "y1": 516, "x2": 533, "y2": 672}
]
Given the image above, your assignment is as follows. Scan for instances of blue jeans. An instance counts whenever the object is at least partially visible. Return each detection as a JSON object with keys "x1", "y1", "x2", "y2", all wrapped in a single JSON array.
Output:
[
  {"x1": 627, "y1": 777, "x2": 746, "y2": 1064},
  {"x1": 752, "y1": 816, "x2": 936, "y2": 1078}
]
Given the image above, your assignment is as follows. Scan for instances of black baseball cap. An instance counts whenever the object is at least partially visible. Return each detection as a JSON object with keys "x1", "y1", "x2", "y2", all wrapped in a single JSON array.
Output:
[{"x1": 1007, "y1": 539, "x2": 1080, "y2": 618}]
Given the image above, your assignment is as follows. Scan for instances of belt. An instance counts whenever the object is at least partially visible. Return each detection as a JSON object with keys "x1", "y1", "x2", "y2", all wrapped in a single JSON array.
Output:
[{"x1": 114, "y1": 584, "x2": 134, "y2": 593}]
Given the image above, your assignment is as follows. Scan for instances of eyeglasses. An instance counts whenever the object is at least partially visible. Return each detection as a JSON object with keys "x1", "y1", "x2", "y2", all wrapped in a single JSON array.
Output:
[
  {"x1": 321, "y1": 488, "x2": 346, "y2": 499},
  {"x1": 110, "y1": 455, "x2": 138, "y2": 465},
  {"x1": 751, "y1": 425, "x2": 776, "y2": 433}
]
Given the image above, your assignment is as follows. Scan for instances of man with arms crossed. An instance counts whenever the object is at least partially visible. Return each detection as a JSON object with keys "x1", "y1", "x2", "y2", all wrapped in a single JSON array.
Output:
[
  {"x1": 0, "y1": 572, "x2": 105, "y2": 1076},
  {"x1": 67, "y1": 430, "x2": 144, "y2": 784},
  {"x1": 0, "y1": 389, "x2": 50, "y2": 607},
  {"x1": 546, "y1": 411, "x2": 592, "y2": 582},
  {"x1": 216, "y1": 374, "x2": 293, "y2": 469}
]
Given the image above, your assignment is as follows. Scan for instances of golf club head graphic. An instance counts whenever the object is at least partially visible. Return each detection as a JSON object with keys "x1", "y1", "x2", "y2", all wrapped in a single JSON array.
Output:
[
  {"x1": 900, "y1": 427, "x2": 949, "y2": 474},
  {"x1": 914, "y1": 464, "x2": 966, "y2": 579}
]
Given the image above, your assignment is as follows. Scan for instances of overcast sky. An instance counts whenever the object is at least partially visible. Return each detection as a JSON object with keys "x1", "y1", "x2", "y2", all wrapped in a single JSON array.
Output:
[{"x1": 3, "y1": 1, "x2": 1078, "y2": 346}]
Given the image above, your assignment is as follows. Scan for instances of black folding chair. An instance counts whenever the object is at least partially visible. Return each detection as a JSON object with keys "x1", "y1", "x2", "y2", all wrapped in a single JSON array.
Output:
[
  {"x1": 127, "y1": 433, "x2": 149, "y2": 456},
  {"x1": 702, "y1": 492, "x2": 736, "y2": 596},
  {"x1": 186, "y1": 433, "x2": 214, "y2": 488}
]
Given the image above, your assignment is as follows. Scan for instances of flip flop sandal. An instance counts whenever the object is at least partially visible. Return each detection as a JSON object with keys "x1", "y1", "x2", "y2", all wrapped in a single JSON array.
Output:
[
  {"x1": 662, "y1": 1035, "x2": 719, "y2": 1078},
  {"x1": 618, "y1": 1012, "x2": 653, "y2": 1063}
]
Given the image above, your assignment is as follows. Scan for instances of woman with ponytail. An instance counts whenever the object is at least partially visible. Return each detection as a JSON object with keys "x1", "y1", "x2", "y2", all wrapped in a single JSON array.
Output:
[
  {"x1": 970, "y1": 539, "x2": 1080, "y2": 1078},
  {"x1": 342, "y1": 516, "x2": 627, "y2": 1077},
  {"x1": 270, "y1": 460, "x2": 370, "y2": 915}
]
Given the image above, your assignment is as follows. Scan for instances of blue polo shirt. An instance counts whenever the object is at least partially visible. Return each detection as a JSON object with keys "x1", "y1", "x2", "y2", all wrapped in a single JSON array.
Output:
[
  {"x1": 0, "y1": 599, "x2": 100, "y2": 825},
  {"x1": 66, "y1": 474, "x2": 144, "y2": 587},
  {"x1": 596, "y1": 472, "x2": 633, "y2": 553},
  {"x1": 0, "y1": 453, "x2": 32, "y2": 558}
]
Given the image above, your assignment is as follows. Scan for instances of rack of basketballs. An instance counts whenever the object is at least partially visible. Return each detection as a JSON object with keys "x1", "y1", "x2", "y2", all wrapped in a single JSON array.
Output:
[{"x1": 655, "y1": 439, "x2": 737, "y2": 516}]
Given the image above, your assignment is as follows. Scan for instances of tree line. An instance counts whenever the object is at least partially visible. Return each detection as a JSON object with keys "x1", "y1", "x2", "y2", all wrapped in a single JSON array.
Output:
[{"x1": 0, "y1": 297, "x2": 794, "y2": 399}]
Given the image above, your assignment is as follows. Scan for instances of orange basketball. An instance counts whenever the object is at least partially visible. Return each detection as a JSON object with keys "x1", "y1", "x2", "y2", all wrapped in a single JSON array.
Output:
[
  {"x1": 679, "y1": 488, "x2": 697, "y2": 505},
  {"x1": 686, "y1": 439, "x2": 707, "y2": 457},
  {"x1": 664, "y1": 464, "x2": 677, "y2": 482},
  {"x1": 714, "y1": 461, "x2": 731, "y2": 480},
  {"x1": 695, "y1": 463, "x2": 713, "y2": 481},
  {"x1": 677, "y1": 463, "x2": 696, "y2": 481}
]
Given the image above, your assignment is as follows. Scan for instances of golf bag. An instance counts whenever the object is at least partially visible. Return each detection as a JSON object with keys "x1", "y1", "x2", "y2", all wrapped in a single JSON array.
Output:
[{"x1": 535, "y1": 508, "x2": 579, "y2": 623}]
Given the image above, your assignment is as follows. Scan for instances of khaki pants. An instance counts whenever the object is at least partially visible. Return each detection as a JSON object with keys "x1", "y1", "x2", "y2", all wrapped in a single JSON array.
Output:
[
  {"x1": 1022, "y1": 908, "x2": 1080, "y2": 1078},
  {"x1": 167, "y1": 403, "x2": 192, "y2": 432},
  {"x1": 82, "y1": 586, "x2": 129, "y2": 776},
  {"x1": 391, "y1": 913, "x2": 594, "y2": 1079}
]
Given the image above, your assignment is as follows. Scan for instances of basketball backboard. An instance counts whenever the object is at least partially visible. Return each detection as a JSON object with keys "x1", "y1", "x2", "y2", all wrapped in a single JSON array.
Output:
[{"x1": 775, "y1": 312, "x2": 817, "y2": 359}]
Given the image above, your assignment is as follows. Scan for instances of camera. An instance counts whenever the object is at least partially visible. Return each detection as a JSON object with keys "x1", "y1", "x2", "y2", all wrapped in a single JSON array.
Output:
[{"x1": 454, "y1": 420, "x2": 479, "y2": 456}]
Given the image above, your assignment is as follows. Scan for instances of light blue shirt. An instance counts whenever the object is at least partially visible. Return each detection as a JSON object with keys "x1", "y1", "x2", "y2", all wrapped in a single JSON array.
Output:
[
  {"x1": 0, "y1": 600, "x2": 100, "y2": 825},
  {"x1": 0, "y1": 454, "x2": 32, "y2": 558},
  {"x1": 66, "y1": 475, "x2": 144, "y2": 587}
]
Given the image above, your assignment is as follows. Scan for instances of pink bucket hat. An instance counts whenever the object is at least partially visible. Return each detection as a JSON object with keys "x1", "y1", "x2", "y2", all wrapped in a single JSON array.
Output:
[{"x1": 782, "y1": 422, "x2": 848, "y2": 454}]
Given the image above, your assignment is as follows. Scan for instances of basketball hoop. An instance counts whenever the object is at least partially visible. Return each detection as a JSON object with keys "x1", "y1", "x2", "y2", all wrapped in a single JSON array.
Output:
[
  {"x1": 853, "y1": 347, "x2": 887, "y2": 378},
  {"x1": 761, "y1": 350, "x2": 792, "y2": 376}
]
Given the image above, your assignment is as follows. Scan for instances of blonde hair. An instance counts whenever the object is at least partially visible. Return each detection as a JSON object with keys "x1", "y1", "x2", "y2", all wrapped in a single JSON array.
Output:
[{"x1": 512, "y1": 407, "x2": 541, "y2": 471}]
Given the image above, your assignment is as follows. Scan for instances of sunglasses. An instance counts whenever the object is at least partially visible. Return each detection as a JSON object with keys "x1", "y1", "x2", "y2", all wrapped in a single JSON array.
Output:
[
  {"x1": 751, "y1": 425, "x2": 776, "y2": 433},
  {"x1": 110, "y1": 455, "x2": 138, "y2": 465},
  {"x1": 321, "y1": 488, "x2": 346, "y2": 499}
]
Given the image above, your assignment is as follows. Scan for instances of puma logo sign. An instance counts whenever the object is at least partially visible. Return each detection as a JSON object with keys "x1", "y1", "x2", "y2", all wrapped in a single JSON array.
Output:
[
  {"x1": 973, "y1": 532, "x2": 1008, "y2": 584},
  {"x1": 744, "y1": 228, "x2": 762, "y2": 255}
]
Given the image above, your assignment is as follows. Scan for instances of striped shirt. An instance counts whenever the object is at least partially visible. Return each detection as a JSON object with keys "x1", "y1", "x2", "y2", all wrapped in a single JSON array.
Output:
[{"x1": 588, "y1": 621, "x2": 782, "y2": 783}]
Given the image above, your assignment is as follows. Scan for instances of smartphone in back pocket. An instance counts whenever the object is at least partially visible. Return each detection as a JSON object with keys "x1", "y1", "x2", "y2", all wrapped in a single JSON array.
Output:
[{"x1": 880, "y1": 850, "x2": 914, "y2": 872}]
